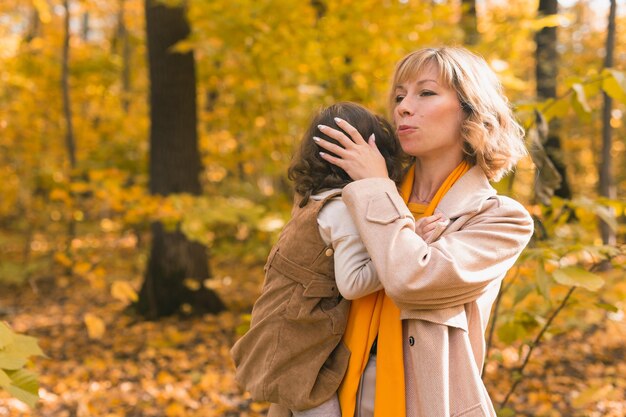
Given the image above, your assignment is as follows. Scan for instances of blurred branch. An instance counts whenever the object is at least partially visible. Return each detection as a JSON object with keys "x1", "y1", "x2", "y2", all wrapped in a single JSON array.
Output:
[{"x1": 499, "y1": 262, "x2": 605, "y2": 410}]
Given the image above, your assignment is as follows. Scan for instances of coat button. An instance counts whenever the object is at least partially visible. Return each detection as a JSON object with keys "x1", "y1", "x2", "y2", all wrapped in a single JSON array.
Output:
[
  {"x1": 408, "y1": 336, "x2": 415, "y2": 346},
  {"x1": 325, "y1": 248, "x2": 334, "y2": 256}
]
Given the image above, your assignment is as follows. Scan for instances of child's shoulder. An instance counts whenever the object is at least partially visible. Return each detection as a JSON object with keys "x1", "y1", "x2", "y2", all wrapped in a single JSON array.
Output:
[{"x1": 311, "y1": 188, "x2": 345, "y2": 208}]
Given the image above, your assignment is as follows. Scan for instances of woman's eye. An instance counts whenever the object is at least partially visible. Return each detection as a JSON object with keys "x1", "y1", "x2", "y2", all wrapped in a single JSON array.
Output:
[
  {"x1": 420, "y1": 90, "x2": 435, "y2": 96},
  {"x1": 394, "y1": 95, "x2": 405, "y2": 103}
]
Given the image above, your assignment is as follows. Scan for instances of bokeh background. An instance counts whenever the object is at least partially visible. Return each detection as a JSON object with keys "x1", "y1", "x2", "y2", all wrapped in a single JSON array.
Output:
[{"x1": 1, "y1": 0, "x2": 625, "y2": 416}]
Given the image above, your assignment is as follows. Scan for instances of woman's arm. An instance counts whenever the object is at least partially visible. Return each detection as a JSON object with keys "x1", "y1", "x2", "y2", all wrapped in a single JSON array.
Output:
[
  {"x1": 317, "y1": 197, "x2": 382, "y2": 300},
  {"x1": 340, "y1": 178, "x2": 534, "y2": 310}
]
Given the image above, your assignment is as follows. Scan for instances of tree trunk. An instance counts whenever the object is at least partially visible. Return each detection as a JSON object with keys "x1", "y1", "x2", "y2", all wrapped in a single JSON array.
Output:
[
  {"x1": 62, "y1": 0, "x2": 77, "y2": 257},
  {"x1": 137, "y1": 0, "x2": 226, "y2": 318},
  {"x1": 310, "y1": 0, "x2": 327, "y2": 21},
  {"x1": 115, "y1": 0, "x2": 132, "y2": 113},
  {"x1": 461, "y1": 0, "x2": 479, "y2": 46},
  {"x1": 81, "y1": 12, "x2": 89, "y2": 41},
  {"x1": 62, "y1": 0, "x2": 76, "y2": 169},
  {"x1": 599, "y1": 0, "x2": 617, "y2": 245},
  {"x1": 25, "y1": 7, "x2": 40, "y2": 43},
  {"x1": 535, "y1": 0, "x2": 571, "y2": 200}
]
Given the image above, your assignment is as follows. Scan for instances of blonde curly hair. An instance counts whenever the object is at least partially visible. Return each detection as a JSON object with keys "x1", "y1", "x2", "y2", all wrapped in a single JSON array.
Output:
[{"x1": 389, "y1": 47, "x2": 527, "y2": 181}]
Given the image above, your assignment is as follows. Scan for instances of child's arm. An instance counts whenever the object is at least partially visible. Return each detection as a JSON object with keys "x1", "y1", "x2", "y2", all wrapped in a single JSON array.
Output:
[
  {"x1": 317, "y1": 196, "x2": 382, "y2": 300},
  {"x1": 414, "y1": 212, "x2": 449, "y2": 241}
]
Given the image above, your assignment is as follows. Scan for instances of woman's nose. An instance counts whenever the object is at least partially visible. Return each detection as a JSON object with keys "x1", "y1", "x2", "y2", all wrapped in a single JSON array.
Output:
[{"x1": 396, "y1": 98, "x2": 414, "y2": 116}]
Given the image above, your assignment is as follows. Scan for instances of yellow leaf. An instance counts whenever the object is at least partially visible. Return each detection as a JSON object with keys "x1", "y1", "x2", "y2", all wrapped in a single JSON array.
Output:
[
  {"x1": 572, "y1": 384, "x2": 614, "y2": 407},
  {"x1": 73, "y1": 261, "x2": 91, "y2": 276},
  {"x1": 86, "y1": 271, "x2": 106, "y2": 290},
  {"x1": 49, "y1": 188, "x2": 69, "y2": 202},
  {"x1": 157, "y1": 370, "x2": 176, "y2": 384},
  {"x1": 250, "y1": 402, "x2": 268, "y2": 412},
  {"x1": 54, "y1": 252, "x2": 72, "y2": 268},
  {"x1": 84, "y1": 314, "x2": 105, "y2": 340},
  {"x1": 33, "y1": 0, "x2": 52, "y2": 23},
  {"x1": 165, "y1": 403, "x2": 186, "y2": 417},
  {"x1": 183, "y1": 279, "x2": 201, "y2": 291},
  {"x1": 111, "y1": 281, "x2": 138, "y2": 303},
  {"x1": 69, "y1": 182, "x2": 90, "y2": 194},
  {"x1": 170, "y1": 39, "x2": 195, "y2": 54},
  {"x1": 530, "y1": 14, "x2": 567, "y2": 30}
]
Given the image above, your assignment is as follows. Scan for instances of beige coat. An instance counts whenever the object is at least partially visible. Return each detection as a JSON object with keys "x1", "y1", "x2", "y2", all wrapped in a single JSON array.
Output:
[{"x1": 342, "y1": 166, "x2": 534, "y2": 417}]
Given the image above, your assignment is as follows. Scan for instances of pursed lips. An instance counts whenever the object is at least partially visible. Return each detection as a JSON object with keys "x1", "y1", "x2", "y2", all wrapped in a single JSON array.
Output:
[{"x1": 397, "y1": 124, "x2": 417, "y2": 135}]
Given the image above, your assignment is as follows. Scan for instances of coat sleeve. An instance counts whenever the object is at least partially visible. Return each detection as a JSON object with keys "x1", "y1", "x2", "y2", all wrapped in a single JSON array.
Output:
[{"x1": 341, "y1": 178, "x2": 534, "y2": 311}]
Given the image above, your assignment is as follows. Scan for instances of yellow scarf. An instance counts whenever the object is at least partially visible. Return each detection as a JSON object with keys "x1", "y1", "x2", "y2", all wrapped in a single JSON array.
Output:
[{"x1": 338, "y1": 160, "x2": 470, "y2": 416}]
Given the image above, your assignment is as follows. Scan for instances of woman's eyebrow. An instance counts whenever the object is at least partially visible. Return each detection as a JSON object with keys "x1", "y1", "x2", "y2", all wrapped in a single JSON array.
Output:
[
  {"x1": 396, "y1": 79, "x2": 439, "y2": 90},
  {"x1": 416, "y1": 79, "x2": 439, "y2": 85}
]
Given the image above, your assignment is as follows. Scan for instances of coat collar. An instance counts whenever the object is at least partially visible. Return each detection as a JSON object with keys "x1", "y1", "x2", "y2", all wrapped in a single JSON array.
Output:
[{"x1": 435, "y1": 165, "x2": 496, "y2": 219}]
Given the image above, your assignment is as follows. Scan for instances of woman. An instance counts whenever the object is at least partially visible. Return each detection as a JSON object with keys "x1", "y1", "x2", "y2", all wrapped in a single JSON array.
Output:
[{"x1": 314, "y1": 47, "x2": 534, "y2": 417}]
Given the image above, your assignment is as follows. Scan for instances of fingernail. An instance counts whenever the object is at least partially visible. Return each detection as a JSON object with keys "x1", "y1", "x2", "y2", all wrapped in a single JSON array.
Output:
[
  {"x1": 319, "y1": 152, "x2": 326, "y2": 156},
  {"x1": 318, "y1": 124, "x2": 327, "y2": 130},
  {"x1": 369, "y1": 133, "x2": 375, "y2": 142},
  {"x1": 313, "y1": 136, "x2": 321, "y2": 142},
  {"x1": 334, "y1": 117, "x2": 344, "y2": 124}
]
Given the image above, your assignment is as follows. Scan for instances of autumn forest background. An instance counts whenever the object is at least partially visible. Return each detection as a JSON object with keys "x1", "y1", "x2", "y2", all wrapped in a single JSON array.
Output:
[{"x1": 1, "y1": 0, "x2": 626, "y2": 416}]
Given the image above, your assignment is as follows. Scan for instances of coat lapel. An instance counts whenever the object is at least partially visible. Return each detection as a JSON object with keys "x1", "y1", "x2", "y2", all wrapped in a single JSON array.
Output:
[{"x1": 436, "y1": 166, "x2": 496, "y2": 219}]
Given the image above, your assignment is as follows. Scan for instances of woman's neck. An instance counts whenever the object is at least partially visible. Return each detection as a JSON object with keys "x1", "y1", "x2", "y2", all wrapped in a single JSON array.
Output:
[{"x1": 410, "y1": 155, "x2": 464, "y2": 204}]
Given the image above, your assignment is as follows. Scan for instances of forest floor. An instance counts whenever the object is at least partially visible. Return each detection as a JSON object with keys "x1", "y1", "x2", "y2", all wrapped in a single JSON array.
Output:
[{"x1": 1, "y1": 257, "x2": 625, "y2": 417}]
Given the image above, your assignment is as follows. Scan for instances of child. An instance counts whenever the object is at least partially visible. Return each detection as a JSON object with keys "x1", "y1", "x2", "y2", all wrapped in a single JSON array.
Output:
[{"x1": 230, "y1": 102, "x2": 444, "y2": 417}]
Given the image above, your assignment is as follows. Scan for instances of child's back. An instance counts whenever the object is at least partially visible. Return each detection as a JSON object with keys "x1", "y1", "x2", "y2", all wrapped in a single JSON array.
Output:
[
  {"x1": 231, "y1": 191, "x2": 350, "y2": 411},
  {"x1": 231, "y1": 102, "x2": 405, "y2": 417}
]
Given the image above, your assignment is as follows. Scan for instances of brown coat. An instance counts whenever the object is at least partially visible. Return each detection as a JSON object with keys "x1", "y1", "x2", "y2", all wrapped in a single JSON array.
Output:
[
  {"x1": 230, "y1": 192, "x2": 350, "y2": 415},
  {"x1": 342, "y1": 166, "x2": 534, "y2": 417}
]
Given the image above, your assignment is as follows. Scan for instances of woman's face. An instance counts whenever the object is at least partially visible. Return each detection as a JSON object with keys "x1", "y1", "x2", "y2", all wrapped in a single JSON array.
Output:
[{"x1": 392, "y1": 64, "x2": 465, "y2": 161}]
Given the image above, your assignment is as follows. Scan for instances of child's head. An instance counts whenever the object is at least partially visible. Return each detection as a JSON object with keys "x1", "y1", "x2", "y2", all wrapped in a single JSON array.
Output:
[{"x1": 288, "y1": 102, "x2": 404, "y2": 206}]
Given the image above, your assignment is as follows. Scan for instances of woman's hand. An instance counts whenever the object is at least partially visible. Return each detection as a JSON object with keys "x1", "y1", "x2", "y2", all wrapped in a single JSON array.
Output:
[{"x1": 314, "y1": 117, "x2": 389, "y2": 180}]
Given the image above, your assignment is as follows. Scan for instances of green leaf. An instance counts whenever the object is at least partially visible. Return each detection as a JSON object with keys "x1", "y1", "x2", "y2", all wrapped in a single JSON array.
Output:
[
  {"x1": 595, "y1": 302, "x2": 619, "y2": 313},
  {"x1": 0, "y1": 323, "x2": 15, "y2": 349},
  {"x1": 0, "y1": 369, "x2": 11, "y2": 388},
  {"x1": 513, "y1": 283, "x2": 533, "y2": 306},
  {"x1": 12, "y1": 335, "x2": 45, "y2": 358},
  {"x1": 594, "y1": 205, "x2": 618, "y2": 232},
  {"x1": 535, "y1": 264, "x2": 553, "y2": 302},
  {"x1": 498, "y1": 407, "x2": 516, "y2": 417},
  {"x1": 602, "y1": 69, "x2": 626, "y2": 104},
  {"x1": 571, "y1": 83, "x2": 591, "y2": 113},
  {"x1": 552, "y1": 267, "x2": 604, "y2": 291},
  {"x1": 5, "y1": 369, "x2": 39, "y2": 408},
  {"x1": 583, "y1": 76, "x2": 603, "y2": 97},
  {"x1": 497, "y1": 321, "x2": 528, "y2": 344},
  {"x1": 542, "y1": 97, "x2": 570, "y2": 121},
  {"x1": 572, "y1": 197, "x2": 618, "y2": 232},
  {"x1": 0, "y1": 350, "x2": 28, "y2": 370}
]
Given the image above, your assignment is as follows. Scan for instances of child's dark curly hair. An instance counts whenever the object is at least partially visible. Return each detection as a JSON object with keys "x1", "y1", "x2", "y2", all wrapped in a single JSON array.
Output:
[{"x1": 288, "y1": 102, "x2": 405, "y2": 207}]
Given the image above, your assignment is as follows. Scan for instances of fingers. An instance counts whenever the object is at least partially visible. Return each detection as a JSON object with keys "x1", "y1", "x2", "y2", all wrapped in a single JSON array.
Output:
[
  {"x1": 333, "y1": 117, "x2": 367, "y2": 145},
  {"x1": 415, "y1": 213, "x2": 449, "y2": 240},
  {"x1": 421, "y1": 221, "x2": 440, "y2": 234},
  {"x1": 414, "y1": 217, "x2": 428, "y2": 230},
  {"x1": 313, "y1": 136, "x2": 348, "y2": 157},
  {"x1": 314, "y1": 121, "x2": 389, "y2": 179},
  {"x1": 317, "y1": 124, "x2": 356, "y2": 150},
  {"x1": 319, "y1": 151, "x2": 346, "y2": 169},
  {"x1": 317, "y1": 117, "x2": 367, "y2": 148},
  {"x1": 367, "y1": 133, "x2": 380, "y2": 151}
]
